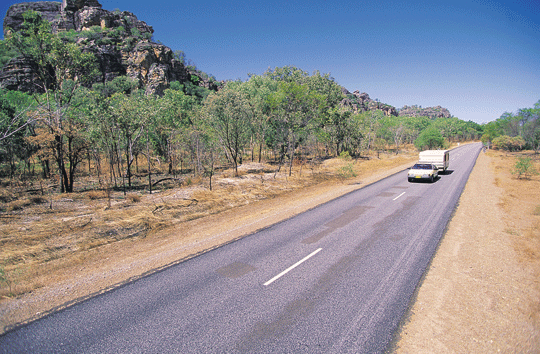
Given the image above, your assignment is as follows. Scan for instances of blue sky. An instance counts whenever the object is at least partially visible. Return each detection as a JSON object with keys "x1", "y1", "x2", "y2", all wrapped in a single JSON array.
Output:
[{"x1": 2, "y1": 0, "x2": 539, "y2": 123}]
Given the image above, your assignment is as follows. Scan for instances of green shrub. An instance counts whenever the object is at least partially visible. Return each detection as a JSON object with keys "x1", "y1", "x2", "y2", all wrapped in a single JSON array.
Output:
[
  {"x1": 339, "y1": 151, "x2": 352, "y2": 160},
  {"x1": 130, "y1": 28, "x2": 140, "y2": 38},
  {"x1": 338, "y1": 163, "x2": 357, "y2": 179},
  {"x1": 492, "y1": 135, "x2": 526, "y2": 151},
  {"x1": 97, "y1": 37, "x2": 113, "y2": 46},
  {"x1": 512, "y1": 157, "x2": 539, "y2": 179}
]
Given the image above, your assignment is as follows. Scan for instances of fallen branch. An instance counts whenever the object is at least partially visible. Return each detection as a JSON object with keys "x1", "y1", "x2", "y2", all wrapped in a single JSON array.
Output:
[{"x1": 152, "y1": 177, "x2": 183, "y2": 187}]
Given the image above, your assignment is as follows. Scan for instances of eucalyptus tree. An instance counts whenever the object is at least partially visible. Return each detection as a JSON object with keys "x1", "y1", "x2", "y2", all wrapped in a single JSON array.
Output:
[
  {"x1": 304, "y1": 71, "x2": 346, "y2": 156},
  {"x1": 203, "y1": 85, "x2": 253, "y2": 176},
  {"x1": 481, "y1": 120, "x2": 503, "y2": 147},
  {"x1": 0, "y1": 90, "x2": 36, "y2": 177},
  {"x1": 497, "y1": 111, "x2": 523, "y2": 138},
  {"x1": 518, "y1": 101, "x2": 540, "y2": 152},
  {"x1": 304, "y1": 71, "x2": 344, "y2": 109},
  {"x1": 263, "y1": 66, "x2": 310, "y2": 83},
  {"x1": 414, "y1": 126, "x2": 445, "y2": 150},
  {"x1": 380, "y1": 115, "x2": 405, "y2": 154},
  {"x1": 54, "y1": 85, "x2": 96, "y2": 192},
  {"x1": 108, "y1": 91, "x2": 157, "y2": 189},
  {"x1": 6, "y1": 10, "x2": 98, "y2": 192},
  {"x1": 355, "y1": 110, "x2": 385, "y2": 154},
  {"x1": 234, "y1": 75, "x2": 278, "y2": 162},
  {"x1": 91, "y1": 76, "x2": 140, "y2": 186},
  {"x1": 266, "y1": 81, "x2": 324, "y2": 176},
  {"x1": 153, "y1": 88, "x2": 198, "y2": 175},
  {"x1": 0, "y1": 90, "x2": 35, "y2": 142},
  {"x1": 322, "y1": 107, "x2": 351, "y2": 155},
  {"x1": 191, "y1": 110, "x2": 223, "y2": 190},
  {"x1": 341, "y1": 111, "x2": 366, "y2": 156}
]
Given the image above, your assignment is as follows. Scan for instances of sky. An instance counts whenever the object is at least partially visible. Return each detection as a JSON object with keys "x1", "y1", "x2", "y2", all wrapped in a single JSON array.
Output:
[{"x1": 1, "y1": 0, "x2": 539, "y2": 124}]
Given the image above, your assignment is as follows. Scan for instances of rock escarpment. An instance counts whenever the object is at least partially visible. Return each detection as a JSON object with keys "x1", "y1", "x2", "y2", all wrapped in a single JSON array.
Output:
[
  {"x1": 398, "y1": 105, "x2": 452, "y2": 119},
  {"x1": 1, "y1": 0, "x2": 219, "y2": 95},
  {"x1": 340, "y1": 88, "x2": 398, "y2": 116}
]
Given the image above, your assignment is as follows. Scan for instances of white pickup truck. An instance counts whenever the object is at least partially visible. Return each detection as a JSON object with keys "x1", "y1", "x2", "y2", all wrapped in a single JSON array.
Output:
[{"x1": 418, "y1": 150, "x2": 449, "y2": 173}]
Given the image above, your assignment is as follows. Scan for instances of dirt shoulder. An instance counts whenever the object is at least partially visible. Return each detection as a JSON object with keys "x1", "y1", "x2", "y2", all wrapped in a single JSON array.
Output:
[{"x1": 395, "y1": 151, "x2": 540, "y2": 353}]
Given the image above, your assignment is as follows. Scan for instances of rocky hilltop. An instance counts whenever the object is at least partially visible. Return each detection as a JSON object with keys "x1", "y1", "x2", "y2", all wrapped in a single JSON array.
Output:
[
  {"x1": 1, "y1": 0, "x2": 219, "y2": 95},
  {"x1": 398, "y1": 105, "x2": 452, "y2": 119},
  {"x1": 340, "y1": 88, "x2": 397, "y2": 116}
]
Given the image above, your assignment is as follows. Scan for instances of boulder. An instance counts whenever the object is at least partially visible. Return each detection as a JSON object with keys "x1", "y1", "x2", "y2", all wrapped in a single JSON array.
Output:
[{"x1": 3, "y1": 2, "x2": 62, "y2": 36}]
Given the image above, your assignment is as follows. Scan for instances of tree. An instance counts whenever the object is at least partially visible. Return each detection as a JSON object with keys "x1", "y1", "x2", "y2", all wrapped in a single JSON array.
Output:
[
  {"x1": 88, "y1": 76, "x2": 140, "y2": 185},
  {"x1": 481, "y1": 120, "x2": 502, "y2": 147},
  {"x1": 203, "y1": 85, "x2": 253, "y2": 176},
  {"x1": 191, "y1": 112, "x2": 223, "y2": 190},
  {"x1": 108, "y1": 91, "x2": 157, "y2": 190},
  {"x1": 0, "y1": 90, "x2": 36, "y2": 177},
  {"x1": 6, "y1": 11, "x2": 98, "y2": 192},
  {"x1": 266, "y1": 81, "x2": 324, "y2": 175},
  {"x1": 237, "y1": 75, "x2": 277, "y2": 162},
  {"x1": 415, "y1": 126, "x2": 445, "y2": 150},
  {"x1": 263, "y1": 66, "x2": 309, "y2": 83},
  {"x1": 518, "y1": 101, "x2": 540, "y2": 152},
  {"x1": 380, "y1": 115, "x2": 405, "y2": 154},
  {"x1": 153, "y1": 88, "x2": 198, "y2": 174},
  {"x1": 324, "y1": 107, "x2": 351, "y2": 155}
]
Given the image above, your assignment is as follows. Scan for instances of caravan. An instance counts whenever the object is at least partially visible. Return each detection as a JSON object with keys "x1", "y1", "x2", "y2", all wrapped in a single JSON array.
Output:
[{"x1": 418, "y1": 150, "x2": 449, "y2": 172}]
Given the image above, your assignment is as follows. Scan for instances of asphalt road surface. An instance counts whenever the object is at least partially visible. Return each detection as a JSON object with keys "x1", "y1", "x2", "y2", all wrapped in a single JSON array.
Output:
[{"x1": 0, "y1": 143, "x2": 482, "y2": 353}]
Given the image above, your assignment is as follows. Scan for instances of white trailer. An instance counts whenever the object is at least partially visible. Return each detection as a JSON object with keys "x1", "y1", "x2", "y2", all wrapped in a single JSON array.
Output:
[{"x1": 418, "y1": 150, "x2": 449, "y2": 172}]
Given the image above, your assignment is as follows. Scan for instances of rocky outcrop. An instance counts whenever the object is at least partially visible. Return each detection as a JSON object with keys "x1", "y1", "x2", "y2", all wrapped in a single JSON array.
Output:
[
  {"x1": 3, "y1": 2, "x2": 62, "y2": 34},
  {"x1": 340, "y1": 88, "x2": 397, "y2": 116},
  {"x1": 398, "y1": 105, "x2": 452, "y2": 119},
  {"x1": 1, "y1": 0, "x2": 219, "y2": 95}
]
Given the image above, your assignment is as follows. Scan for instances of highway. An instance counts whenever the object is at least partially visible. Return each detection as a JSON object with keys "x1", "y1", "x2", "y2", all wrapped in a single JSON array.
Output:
[{"x1": 0, "y1": 143, "x2": 482, "y2": 353}]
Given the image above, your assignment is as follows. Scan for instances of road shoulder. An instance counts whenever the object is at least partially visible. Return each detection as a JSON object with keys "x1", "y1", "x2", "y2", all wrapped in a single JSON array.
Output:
[{"x1": 394, "y1": 151, "x2": 540, "y2": 353}]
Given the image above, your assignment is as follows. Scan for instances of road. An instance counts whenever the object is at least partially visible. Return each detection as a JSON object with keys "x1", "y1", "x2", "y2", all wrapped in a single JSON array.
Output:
[{"x1": 0, "y1": 143, "x2": 482, "y2": 353}]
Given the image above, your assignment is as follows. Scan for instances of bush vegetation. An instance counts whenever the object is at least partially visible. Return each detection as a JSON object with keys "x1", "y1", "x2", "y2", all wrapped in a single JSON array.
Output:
[
  {"x1": 512, "y1": 157, "x2": 539, "y2": 179},
  {"x1": 2, "y1": 9, "x2": 535, "y2": 197}
]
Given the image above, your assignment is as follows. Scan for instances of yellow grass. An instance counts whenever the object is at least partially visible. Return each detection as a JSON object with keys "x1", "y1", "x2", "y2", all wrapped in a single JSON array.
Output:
[{"x1": 489, "y1": 150, "x2": 540, "y2": 323}]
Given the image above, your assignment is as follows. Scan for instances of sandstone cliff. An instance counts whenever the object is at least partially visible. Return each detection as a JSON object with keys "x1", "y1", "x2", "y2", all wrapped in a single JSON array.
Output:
[
  {"x1": 340, "y1": 88, "x2": 398, "y2": 116},
  {"x1": 1, "y1": 0, "x2": 220, "y2": 95},
  {"x1": 398, "y1": 105, "x2": 452, "y2": 119}
]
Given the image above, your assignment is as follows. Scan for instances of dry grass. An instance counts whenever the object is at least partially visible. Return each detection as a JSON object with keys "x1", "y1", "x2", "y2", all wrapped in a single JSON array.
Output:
[
  {"x1": 489, "y1": 149, "x2": 540, "y2": 324},
  {"x1": 87, "y1": 190, "x2": 107, "y2": 200},
  {"x1": 0, "y1": 149, "x2": 419, "y2": 299}
]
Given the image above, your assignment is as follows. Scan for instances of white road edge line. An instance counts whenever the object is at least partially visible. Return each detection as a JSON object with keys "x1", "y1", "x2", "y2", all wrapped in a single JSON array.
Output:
[
  {"x1": 393, "y1": 192, "x2": 406, "y2": 201},
  {"x1": 264, "y1": 248, "x2": 323, "y2": 286}
]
